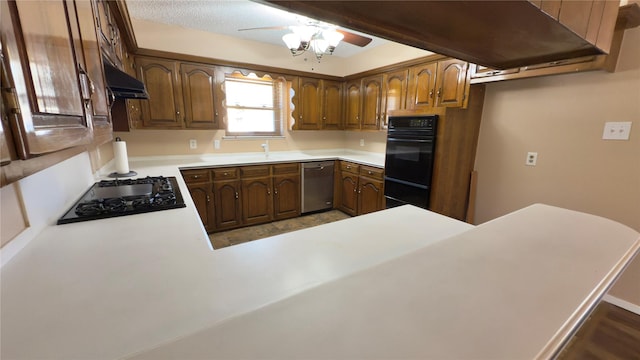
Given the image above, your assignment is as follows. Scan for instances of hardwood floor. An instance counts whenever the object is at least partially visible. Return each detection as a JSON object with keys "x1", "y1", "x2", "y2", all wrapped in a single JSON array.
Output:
[
  {"x1": 560, "y1": 301, "x2": 640, "y2": 359},
  {"x1": 209, "y1": 211, "x2": 640, "y2": 359}
]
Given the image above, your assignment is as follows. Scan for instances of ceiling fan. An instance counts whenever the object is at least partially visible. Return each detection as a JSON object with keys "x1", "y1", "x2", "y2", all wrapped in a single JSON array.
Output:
[
  {"x1": 239, "y1": 17, "x2": 372, "y2": 60},
  {"x1": 239, "y1": 24, "x2": 373, "y2": 47}
]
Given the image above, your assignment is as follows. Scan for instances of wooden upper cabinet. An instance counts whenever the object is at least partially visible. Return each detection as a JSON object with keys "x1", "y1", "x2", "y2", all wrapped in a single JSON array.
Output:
[
  {"x1": 75, "y1": 0, "x2": 112, "y2": 146},
  {"x1": 382, "y1": 69, "x2": 408, "y2": 128},
  {"x1": 435, "y1": 59, "x2": 468, "y2": 108},
  {"x1": 408, "y1": 59, "x2": 469, "y2": 110},
  {"x1": 361, "y1": 75, "x2": 383, "y2": 130},
  {"x1": 536, "y1": 0, "x2": 619, "y2": 52},
  {"x1": 3, "y1": 0, "x2": 93, "y2": 158},
  {"x1": 137, "y1": 56, "x2": 184, "y2": 128},
  {"x1": 94, "y1": 0, "x2": 123, "y2": 68},
  {"x1": 321, "y1": 80, "x2": 342, "y2": 130},
  {"x1": 181, "y1": 63, "x2": 218, "y2": 129},
  {"x1": 296, "y1": 77, "x2": 322, "y2": 130},
  {"x1": 344, "y1": 80, "x2": 361, "y2": 130},
  {"x1": 407, "y1": 62, "x2": 437, "y2": 110}
]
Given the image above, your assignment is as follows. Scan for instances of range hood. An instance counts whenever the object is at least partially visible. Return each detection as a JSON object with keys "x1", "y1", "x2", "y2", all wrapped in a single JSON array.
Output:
[{"x1": 103, "y1": 62, "x2": 148, "y2": 99}]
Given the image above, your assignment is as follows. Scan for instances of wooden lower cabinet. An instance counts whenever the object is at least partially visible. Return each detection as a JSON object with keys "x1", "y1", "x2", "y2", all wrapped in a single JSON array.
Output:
[
  {"x1": 241, "y1": 175, "x2": 273, "y2": 226},
  {"x1": 186, "y1": 183, "x2": 215, "y2": 231},
  {"x1": 337, "y1": 161, "x2": 385, "y2": 216},
  {"x1": 213, "y1": 179, "x2": 242, "y2": 231},
  {"x1": 185, "y1": 163, "x2": 301, "y2": 233},
  {"x1": 273, "y1": 173, "x2": 301, "y2": 220},
  {"x1": 358, "y1": 176, "x2": 384, "y2": 215},
  {"x1": 339, "y1": 173, "x2": 359, "y2": 216},
  {"x1": 181, "y1": 169, "x2": 215, "y2": 232}
]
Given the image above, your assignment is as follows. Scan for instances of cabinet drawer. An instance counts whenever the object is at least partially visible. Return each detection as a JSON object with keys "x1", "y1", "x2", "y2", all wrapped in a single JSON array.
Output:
[
  {"x1": 360, "y1": 165, "x2": 384, "y2": 180},
  {"x1": 340, "y1": 161, "x2": 360, "y2": 174},
  {"x1": 272, "y1": 163, "x2": 300, "y2": 175},
  {"x1": 212, "y1": 167, "x2": 239, "y2": 180},
  {"x1": 181, "y1": 169, "x2": 211, "y2": 184},
  {"x1": 240, "y1": 165, "x2": 271, "y2": 178}
]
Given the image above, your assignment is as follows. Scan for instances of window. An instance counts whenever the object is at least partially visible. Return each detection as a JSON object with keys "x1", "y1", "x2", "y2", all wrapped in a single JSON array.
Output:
[{"x1": 224, "y1": 73, "x2": 285, "y2": 137}]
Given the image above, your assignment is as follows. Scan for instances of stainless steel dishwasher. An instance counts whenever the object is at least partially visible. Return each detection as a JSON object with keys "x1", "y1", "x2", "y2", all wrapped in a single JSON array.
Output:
[{"x1": 301, "y1": 161, "x2": 335, "y2": 214}]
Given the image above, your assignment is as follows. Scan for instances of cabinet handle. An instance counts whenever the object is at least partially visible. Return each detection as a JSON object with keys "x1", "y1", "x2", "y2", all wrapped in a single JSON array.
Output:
[
  {"x1": 267, "y1": 188, "x2": 271, "y2": 195},
  {"x1": 274, "y1": 188, "x2": 278, "y2": 195},
  {"x1": 429, "y1": 89, "x2": 434, "y2": 99},
  {"x1": 235, "y1": 192, "x2": 239, "y2": 199},
  {"x1": 368, "y1": 170, "x2": 373, "y2": 175},
  {"x1": 224, "y1": 172, "x2": 228, "y2": 176},
  {"x1": 353, "y1": 187, "x2": 357, "y2": 193},
  {"x1": 346, "y1": 165, "x2": 351, "y2": 169},
  {"x1": 206, "y1": 195, "x2": 210, "y2": 203},
  {"x1": 358, "y1": 187, "x2": 361, "y2": 194},
  {"x1": 193, "y1": 175, "x2": 200, "y2": 179},
  {"x1": 436, "y1": 88, "x2": 442, "y2": 97}
]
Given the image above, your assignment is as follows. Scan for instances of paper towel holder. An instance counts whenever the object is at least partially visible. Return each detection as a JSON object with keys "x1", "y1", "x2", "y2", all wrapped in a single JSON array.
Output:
[{"x1": 108, "y1": 137, "x2": 137, "y2": 178}]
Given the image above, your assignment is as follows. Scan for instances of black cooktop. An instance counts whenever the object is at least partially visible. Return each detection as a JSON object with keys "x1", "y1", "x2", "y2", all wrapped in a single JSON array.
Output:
[{"x1": 57, "y1": 176, "x2": 186, "y2": 225}]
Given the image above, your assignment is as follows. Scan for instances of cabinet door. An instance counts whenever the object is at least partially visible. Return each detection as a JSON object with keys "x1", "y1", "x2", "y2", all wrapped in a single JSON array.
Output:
[
  {"x1": 213, "y1": 180, "x2": 242, "y2": 231},
  {"x1": 241, "y1": 176, "x2": 274, "y2": 226},
  {"x1": 382, "y1": 69, "x2": 408, "y2": 129},
  {"x1": 273, "y1": 174, "x2": 301, "y2": 220},
  {"x1": 187, "y1": 183, "x2": 214, "y2": 232},
  {"x1": 137, "y1": 56, "x2": 184, "y2": 128},
  {"x1": 5, "y1": 0, "x2": 92, "y2": 157},
  {"x1": 344, "y1": 80, "x2": 361, "y2": 130},
  {"x1": 321, "y1": 80, "x2": 342, "y2": 130},
  {"x1": 339, "y1": 173, "x2": 359, "y2": 216},
  {"x1": 358, "y1": 176, "x2": 384, "y2": 215},
  {"x1": 407, "y1": 62, "x2": 437, "y2": 110},
  {"x1": 181, "y1": 63, "x2": 218, "y2": 129},
  {"x1": 435, "y1": 59, "x2": 468, "y2": 107},
  {"x1": 361, "y1": 75, "x2": 383, "y2": 130},
  {"x1": 75, "y1": 0, "x2": 112, "y2": 145},
  {"x1": 296, "y1": 77, "x2": 321, "y2": 130}
]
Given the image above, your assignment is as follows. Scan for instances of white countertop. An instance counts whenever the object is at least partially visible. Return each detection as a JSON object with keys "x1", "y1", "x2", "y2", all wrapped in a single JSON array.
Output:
[{"x1": 1, "y1": 149, "x2": 639, "y2": 359}]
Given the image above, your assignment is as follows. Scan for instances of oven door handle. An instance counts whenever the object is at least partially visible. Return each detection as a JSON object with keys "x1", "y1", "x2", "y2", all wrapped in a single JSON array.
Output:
[{"x1": 387, "y1": 138, "x2": 433, "y2": 143}]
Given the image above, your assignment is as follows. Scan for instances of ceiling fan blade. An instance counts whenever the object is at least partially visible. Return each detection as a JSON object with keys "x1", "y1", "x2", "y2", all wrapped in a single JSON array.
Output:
[
  {"x1": 337, "y1": 29, "x2": 372, "y2": 47},
  {"x1": 238, "y1": 25, "x2": 291, "y2": 31}
]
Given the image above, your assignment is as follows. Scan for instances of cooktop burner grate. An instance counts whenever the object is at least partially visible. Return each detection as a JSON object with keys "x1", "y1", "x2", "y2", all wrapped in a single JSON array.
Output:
[{"x1": 57, "y1": 176, "x2": 186, "y2": 225}]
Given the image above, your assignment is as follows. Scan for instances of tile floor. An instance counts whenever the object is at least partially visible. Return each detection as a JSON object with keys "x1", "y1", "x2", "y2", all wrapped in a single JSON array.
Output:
[{"x1": 209, "y1": 210, "x2": 351, "y2": 249}]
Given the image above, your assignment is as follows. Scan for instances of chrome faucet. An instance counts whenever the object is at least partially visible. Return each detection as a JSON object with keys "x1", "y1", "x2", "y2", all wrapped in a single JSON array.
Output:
[{"x1": 261, "y1": 140, "x2": 269, "y2": 158}]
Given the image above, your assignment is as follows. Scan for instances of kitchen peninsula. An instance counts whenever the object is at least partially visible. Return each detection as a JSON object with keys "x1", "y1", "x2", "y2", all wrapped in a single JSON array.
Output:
[{"x1": 1, "y1": 151, "x2": 639, "y2": 359}]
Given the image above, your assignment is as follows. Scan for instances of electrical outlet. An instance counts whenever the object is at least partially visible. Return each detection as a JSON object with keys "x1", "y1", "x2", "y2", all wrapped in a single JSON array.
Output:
[
  {"x1": 526, "y1": 152, "x2": 538, "y2": 166},
  {"x1": 189, "y1": 139, "x2": 197, "y2": 149},
  {"x1": 214, "y1": 139, "x2": 220, "y2": 150},
  {"x1": 359, "y1": 138, "x2": 365, "y2": 146},
  {"x1": 602, "y1": 121, "x2": 632, "y2": 140}
]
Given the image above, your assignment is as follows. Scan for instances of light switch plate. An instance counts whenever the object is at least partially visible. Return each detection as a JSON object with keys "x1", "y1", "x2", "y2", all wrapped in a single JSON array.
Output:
[
  {"x1": 602, "y1": 122, "x2": 632, "y2": 140},
  {"x1": 214, "y1": 139, "x2": 220, "y2": 150},
  {"x1": 189, "y1": 139, "x2": 197, "y2": 149}
]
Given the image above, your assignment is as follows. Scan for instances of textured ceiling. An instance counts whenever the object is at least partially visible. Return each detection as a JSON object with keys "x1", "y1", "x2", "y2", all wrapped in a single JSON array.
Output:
[{"x1": 125, "y1": 0, "x2": 388, "y2": 58}]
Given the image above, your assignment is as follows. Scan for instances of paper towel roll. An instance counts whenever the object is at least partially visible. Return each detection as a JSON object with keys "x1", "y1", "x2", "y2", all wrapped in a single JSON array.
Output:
[{"x1": 113, "y1": 138, "x2": 130, "y2": 174}]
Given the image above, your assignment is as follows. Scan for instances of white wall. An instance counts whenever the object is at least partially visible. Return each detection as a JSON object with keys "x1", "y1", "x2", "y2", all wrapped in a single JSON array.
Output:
[{"x1": 474, "y1": 26, "x2": 640, "y2": 307}]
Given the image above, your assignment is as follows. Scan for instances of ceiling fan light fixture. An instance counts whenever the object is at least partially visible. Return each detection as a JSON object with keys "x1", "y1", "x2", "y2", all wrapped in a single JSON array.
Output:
[{"x1": 282, "y1": 25, "x2": 344, "y2": 61}]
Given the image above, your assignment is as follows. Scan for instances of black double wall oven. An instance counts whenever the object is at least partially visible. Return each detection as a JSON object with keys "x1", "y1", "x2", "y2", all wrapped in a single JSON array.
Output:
[{"x1": 384, "y1": 115, "x2": 438, "y2": 209}]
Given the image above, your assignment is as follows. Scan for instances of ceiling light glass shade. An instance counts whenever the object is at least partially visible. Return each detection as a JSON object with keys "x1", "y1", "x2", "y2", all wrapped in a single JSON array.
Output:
[
  {"x1": 323, "y1": 29, "x2": 344, "y2": 47},
  {"x1": 312, "y1": 39, "x2": 329, "y2": 59},
  {"x1": 282, "y1": 33, "x2": 302, "y2": 52},
  {"x1": 291, "y1": 25, "x2": 316, "y2": 43}
]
